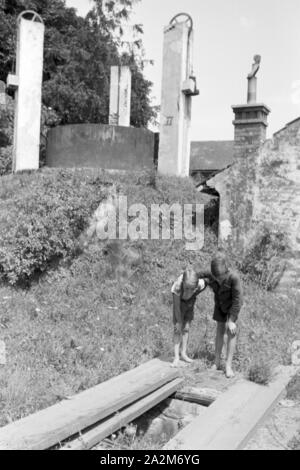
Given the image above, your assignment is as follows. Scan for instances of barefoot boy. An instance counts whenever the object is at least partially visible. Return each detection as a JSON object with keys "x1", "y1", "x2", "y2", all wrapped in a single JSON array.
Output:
[
  {"x1": 171, "y1": 269, "x2": 207, "y2": 367},
  {"x1": 208, "y1": 253, "x2": 243, "y2": 378}
]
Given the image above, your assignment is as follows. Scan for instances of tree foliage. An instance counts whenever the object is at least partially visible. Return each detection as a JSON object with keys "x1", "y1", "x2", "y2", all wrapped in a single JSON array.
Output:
[{"x1": 0, "y1": 0, "x2": 156, "y2": 127}]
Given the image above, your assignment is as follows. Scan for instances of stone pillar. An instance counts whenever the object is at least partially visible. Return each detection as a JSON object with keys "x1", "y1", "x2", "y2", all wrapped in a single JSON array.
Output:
[
  {"x1": 0, "y1": 81, "x2": 6, "y2": 107},
  {"x1": 247, "y1": 77, "x2": 257, "y2": 104},
  {"x1": 109, "y1": 66, "x2": 132, "y2": 127},
  {"x1": 158, "y1": 15, "x2": 199, "y2": 177},
  {"x1": 7, "y1": 11, "x2": 44, "y2": 172}
]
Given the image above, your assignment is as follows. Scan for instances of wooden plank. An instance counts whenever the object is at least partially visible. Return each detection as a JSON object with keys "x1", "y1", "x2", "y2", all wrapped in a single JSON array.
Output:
[
  {"x1": 61, "y1": 378, "x2": 184, "y2": 450},
  {"x1": 174, "y1": 387, "x2": 221, "y2": 406},
  {"x1": 0, "y1": 359, "x2": 178, "y2": 450},
  {"x1": 165, "y1": 366, "x2": 299, "y2": 450}
]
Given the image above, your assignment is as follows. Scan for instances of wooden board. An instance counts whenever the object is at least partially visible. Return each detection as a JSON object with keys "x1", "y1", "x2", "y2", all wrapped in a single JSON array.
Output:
[
  {"x1": 0, "y1": 359, "x2": 178, "y2": 450},
  {"x1": 61, "y1": 378, "x2": 184, "y2": 450},
  {"x1": 165, "y1": 366, "x2": 299, "y2": 450},
  {"x1": 174, "y1": 387, "x2": 221, "y2": 406}
]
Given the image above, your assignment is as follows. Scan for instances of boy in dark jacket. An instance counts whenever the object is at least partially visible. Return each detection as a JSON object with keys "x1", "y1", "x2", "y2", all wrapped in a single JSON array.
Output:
[{"x1": 206, "y1": 253, "x2": 243, "y2": 378}]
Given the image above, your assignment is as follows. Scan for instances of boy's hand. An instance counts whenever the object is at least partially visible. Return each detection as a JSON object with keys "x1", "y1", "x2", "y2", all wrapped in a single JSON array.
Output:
[
  {"x1": 174, "y1": 322, "x2": 182, "y2": 335},
  {"x1": 227, "y1": 320, "x2": 237, "y2": 336}
]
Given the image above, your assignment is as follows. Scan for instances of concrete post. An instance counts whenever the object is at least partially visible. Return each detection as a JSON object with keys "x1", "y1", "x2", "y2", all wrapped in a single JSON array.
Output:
[
  {"x1": 7, "y1": 11, "x2": 45, "y2": 172},
  {"x1": 158, "y1": 14, "x2": 199, "y2": 177},
  {"x1": 109, "y1": 66, "x2": 132, "y2": 127}
]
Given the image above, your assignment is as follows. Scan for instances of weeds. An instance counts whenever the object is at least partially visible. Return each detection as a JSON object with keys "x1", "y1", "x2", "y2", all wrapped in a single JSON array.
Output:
[
  {"x1": 248, "y1": 360, "x2": 273, "y2": 385},
  {"x1": 239, "y1": 222, "x2": 288, "y2": 290}
]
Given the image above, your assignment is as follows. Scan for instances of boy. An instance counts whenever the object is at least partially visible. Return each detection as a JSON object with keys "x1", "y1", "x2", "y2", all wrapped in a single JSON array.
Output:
[
  {"x1": 171, "y1": 269, "x2": 207, "y2": 367},
  {"x1": 204, "y1": 253, "x2": 243, "y2": 378}
]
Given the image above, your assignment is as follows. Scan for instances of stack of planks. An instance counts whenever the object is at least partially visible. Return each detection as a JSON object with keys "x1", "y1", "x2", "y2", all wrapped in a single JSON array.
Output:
[{"x1": 0, "y1": 359, "x2": 182, "y2": 450}]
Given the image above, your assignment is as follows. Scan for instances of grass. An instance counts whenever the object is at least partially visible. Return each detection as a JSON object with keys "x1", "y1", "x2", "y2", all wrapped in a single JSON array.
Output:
[{"x1": 0, "y1": 168, "x2": 299, "y2": 432}]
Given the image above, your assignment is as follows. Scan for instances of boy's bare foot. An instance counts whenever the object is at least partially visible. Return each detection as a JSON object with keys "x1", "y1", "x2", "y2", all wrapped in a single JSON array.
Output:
[
  {"x1": 180, "y1": 353, "x2": 194, "y2": 364},
  {"x1": 172, "y1": 358, "x2": 181, "y2": 368},
  {"x1": 225, "y1": 366, "x2": 235, "y2": 378}
]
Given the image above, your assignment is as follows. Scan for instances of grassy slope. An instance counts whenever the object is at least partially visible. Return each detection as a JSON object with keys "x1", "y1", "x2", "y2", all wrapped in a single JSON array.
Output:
[{"x1": 0, "y1": 169, "x2": 299, "y2": 426}]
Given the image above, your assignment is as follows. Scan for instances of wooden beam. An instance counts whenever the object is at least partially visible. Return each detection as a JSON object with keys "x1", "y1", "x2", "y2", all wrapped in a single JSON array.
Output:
[
  {"x1": 165, "y1": 366, "x2": 299, "y2": 450},
  {"x1": 61, "y1": 378, "x2": 184, "y2": 450},
  {"x1": 0, "y1": 359, "x2": 178, "y2": 450},
  {"x1": 174, "y1": 387, "x2": 221, "y2": 406}
]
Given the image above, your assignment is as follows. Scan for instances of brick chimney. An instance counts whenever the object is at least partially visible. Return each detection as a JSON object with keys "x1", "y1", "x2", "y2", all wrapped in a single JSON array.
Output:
[{"x1": 232, "y1": 103, "x2": 271, "y2": 159}]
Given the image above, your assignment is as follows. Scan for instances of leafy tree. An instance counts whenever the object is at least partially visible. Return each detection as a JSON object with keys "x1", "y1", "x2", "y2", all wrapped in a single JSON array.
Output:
[{"x1": 0, "y1": 0, "x2": 156, "y2": 127}]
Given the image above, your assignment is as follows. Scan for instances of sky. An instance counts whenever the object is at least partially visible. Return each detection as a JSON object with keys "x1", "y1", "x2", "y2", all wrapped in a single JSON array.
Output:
[{"x1": 66, "y1": 0, "x2": 300, "y2": 141}]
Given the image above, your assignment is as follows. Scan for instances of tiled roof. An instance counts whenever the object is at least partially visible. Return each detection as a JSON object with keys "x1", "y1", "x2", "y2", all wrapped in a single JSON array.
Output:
[{"x1": 190, "y1": 141, "x2": 234, "y2": 171}]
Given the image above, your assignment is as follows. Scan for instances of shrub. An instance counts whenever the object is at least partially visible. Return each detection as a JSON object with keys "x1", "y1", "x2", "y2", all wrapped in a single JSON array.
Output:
[
  {"x1": 239, "y1": 222, "x2": 288, "y2": 290},
  {"x1": 286, "y1": 372, "x2": 300, "y2": 401},
  {"x1": 0, "y1": 169, "x2": 106, "y2": 285},
  {"x1": 248, "y1": 360, "x2": 273, "y2": 385},
  {"x1": 0, "y1": 146, "x2": 12, "y2": 176},
  {"x1": 0, "y1": 101, "x2": 60, "y2": 174},
  {"x1": 288, "y1": 432, "x2": 300, "y2": 451}
]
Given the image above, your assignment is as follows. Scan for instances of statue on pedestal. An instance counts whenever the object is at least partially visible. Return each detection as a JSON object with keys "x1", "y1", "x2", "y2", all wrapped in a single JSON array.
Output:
[{"x1": 247, "y1": 55, "x2": 261, "y2": 103}]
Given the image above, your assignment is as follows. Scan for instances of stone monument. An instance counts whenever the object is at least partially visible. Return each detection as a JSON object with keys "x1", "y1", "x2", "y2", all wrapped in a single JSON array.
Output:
[
  {"x1": 232, "y1": 55, "x2": 270, "y2": 149},
  {"x1": 247, "y1": 54, "x2": 261, "y2": 104},
  {"x1": 158, "y1": 13, "x2": 199, "y2": 177},
  {"x1": 6, "y1": 11, "x2": 45, "y2": 172},
  {"x1": 0, "y1": 81, "x2": 6, "y2": 107},
  {"x1": 109, "y1": 66, "x2": 132, "y2": 127}
]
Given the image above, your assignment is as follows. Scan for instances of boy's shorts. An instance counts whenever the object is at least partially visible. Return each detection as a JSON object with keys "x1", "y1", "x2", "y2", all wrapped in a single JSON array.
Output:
[
  {"x1": 213, "y1": 305, "x2": 240, "y2": 325},
  {"x1": 213, "y1": 305, "x2": 229, "y2": 323},
  {"x1": 173, "y1": 300, "x2": 194, "y2": 325}
]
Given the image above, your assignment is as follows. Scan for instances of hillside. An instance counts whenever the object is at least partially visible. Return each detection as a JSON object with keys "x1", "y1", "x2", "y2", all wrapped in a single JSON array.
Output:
[{"x1": 0, "y1": 168, "x2": 298, "y2": 426}]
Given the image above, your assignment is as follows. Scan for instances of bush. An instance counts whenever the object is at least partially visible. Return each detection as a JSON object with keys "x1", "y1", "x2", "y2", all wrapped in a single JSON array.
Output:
[
  {"x1": 0, "y1": 100, "x2": 60, "y2": 174},
  {"x1": 288, "y1": 431, "x2": 300, "y2": 451},
  {"x1": 0, "y1": 169, "x2": 107, "y2": 285},
  {"x1": 0, "y1": 169, "x2": 214, "y2": 287},
  {"x1": 248, "y1": 360, "x2": 273, "y2": 385},
  {"x1": 0, "y1": 146, "x2": 12, "y2": 176},
  {"x1": 239, "y1": 222, "x2": 288, "y2": 290}
]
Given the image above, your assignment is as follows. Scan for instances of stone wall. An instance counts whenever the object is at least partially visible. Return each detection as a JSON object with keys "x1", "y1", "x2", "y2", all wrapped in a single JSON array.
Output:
[
  {"x1": 207, "y1": 117, "x2": 300, "y2": 293},
  {"x1": 253, "y1": 118, "x2": 300, "y2": 291},
  {"x1": 46, "y1": 124, "x2": 156, "y2": 171}
]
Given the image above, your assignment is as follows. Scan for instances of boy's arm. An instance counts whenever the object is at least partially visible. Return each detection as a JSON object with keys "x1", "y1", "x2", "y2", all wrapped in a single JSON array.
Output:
[
  {"x1": 171, "y1": 275, "x2": 183, "y2": 329},
  {"x1": 229, "y1": 274, "x2": 243, "y2": 323},
  {"x1": 197, "y1": 270, "x2": 214, "y2": 286},
  {"x1": 197, "y1": 278, "x2": 208, "y2": 293}
]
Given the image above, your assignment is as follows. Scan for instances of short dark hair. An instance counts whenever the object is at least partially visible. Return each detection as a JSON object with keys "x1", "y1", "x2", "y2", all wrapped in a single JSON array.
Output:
[{"x1": 211, "y1": 253, "x2": 229, "y2": 277}]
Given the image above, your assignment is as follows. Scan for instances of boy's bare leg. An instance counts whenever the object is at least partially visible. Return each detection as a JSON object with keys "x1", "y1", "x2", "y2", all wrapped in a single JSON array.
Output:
[
  {"x1": 214, "y1": 322, "x2": 226, "y2": 369},
  {"x1": 181, "y1": 322, "x2": 194, "y2": 363},
  {"x1": 225, "y1": 330, "x2": 237, "y2": 378},
  {"x1": 172, "y1": 328, "x2": 181, "y2": 367}
]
